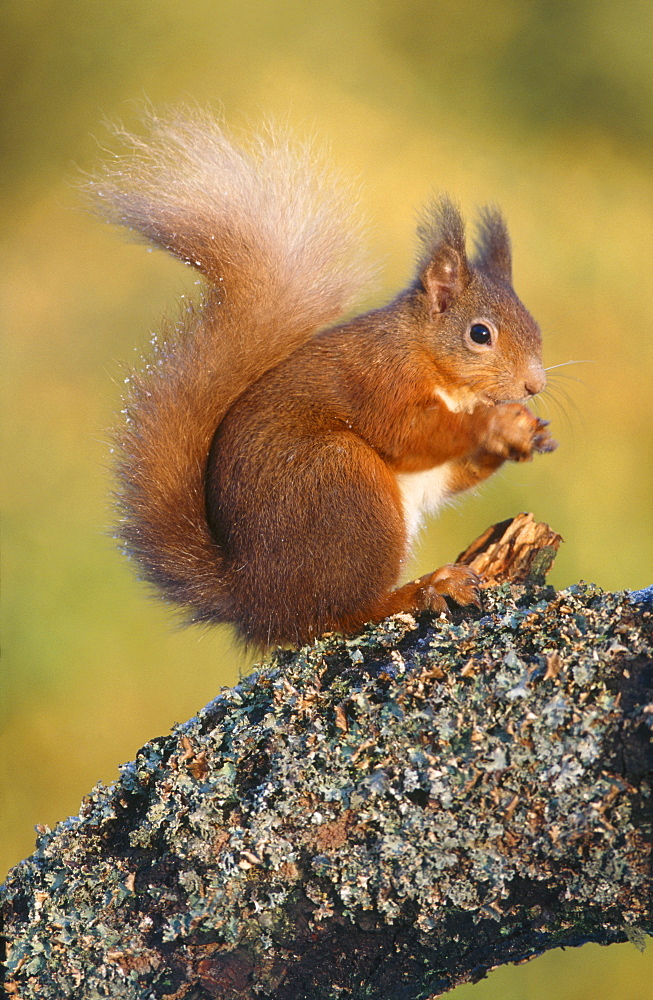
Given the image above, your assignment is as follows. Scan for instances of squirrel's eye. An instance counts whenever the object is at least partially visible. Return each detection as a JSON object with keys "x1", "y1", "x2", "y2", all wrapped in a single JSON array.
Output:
[{"x1": 469, "y1": 322, "x2": 492, "y2": 345}]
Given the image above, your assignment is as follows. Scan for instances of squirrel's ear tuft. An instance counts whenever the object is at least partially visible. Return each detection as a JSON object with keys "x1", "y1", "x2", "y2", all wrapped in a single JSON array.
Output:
[
  {"x1": 416, "y1": 196, "x2": 470, "y2": 313},
  {"x1": 473, "y1": 206, "x2": 512, "y2": 284}
]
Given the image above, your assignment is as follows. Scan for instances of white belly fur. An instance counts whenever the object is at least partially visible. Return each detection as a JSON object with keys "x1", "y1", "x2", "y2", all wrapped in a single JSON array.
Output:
[{"x1": 395, "y1": 463, "x2": 453, "y2": 548}]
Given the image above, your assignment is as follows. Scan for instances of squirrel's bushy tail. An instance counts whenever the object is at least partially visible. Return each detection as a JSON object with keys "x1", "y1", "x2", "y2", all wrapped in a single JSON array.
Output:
[{"x1": 92, "y1": 108, "x2": 375, "y2": 624}]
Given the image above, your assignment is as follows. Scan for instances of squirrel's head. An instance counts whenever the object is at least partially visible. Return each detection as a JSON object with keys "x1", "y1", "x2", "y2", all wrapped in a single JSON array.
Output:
[{"x1": 413, "y1": 197, "x2": 545, "y2": 409}]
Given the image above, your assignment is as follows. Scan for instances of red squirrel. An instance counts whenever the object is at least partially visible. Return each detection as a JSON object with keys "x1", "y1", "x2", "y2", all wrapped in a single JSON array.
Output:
[{"x1": 94, "y1": 109, "x2": 557, "y2": 647}]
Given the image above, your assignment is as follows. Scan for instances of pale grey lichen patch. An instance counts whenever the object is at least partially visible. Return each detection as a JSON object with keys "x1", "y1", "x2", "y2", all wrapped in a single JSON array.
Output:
[{"x1": 2, "y1": 583, "x2": 651, "y2": 1000}]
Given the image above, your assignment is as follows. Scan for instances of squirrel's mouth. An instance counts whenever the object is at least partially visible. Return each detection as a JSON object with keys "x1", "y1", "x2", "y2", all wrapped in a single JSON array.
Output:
[{"x1": 481, "y1": 394, "x2": 532, "y2": 407}]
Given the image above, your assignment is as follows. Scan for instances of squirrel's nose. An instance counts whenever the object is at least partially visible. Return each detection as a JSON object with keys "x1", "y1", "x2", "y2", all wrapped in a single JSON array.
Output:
[{"x1": 524, "y1": 368, "x2": 546, "y2": 396}]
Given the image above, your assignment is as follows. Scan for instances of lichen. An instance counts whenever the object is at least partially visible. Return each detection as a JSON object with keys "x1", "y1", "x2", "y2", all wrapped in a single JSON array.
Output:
[{"x1": 2, "y1": 583, "x2": 651, "y2": 999}]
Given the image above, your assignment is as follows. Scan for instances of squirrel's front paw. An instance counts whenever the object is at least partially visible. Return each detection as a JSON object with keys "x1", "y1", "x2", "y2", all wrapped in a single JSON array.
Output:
[{"x1": 484, "y1": 403, "x2": 558, "y2": 462}]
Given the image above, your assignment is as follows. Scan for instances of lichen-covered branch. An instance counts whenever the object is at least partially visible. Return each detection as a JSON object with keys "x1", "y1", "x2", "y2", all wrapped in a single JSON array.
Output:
[{"x1": 2, "y1": 575, "x2": 652, "y2": 998}]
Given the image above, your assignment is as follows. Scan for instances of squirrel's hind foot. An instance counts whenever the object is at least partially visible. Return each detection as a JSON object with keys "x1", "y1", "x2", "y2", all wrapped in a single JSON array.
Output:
[{"x1": 384, "y1": 564, "x2": 482, "y2": 620}]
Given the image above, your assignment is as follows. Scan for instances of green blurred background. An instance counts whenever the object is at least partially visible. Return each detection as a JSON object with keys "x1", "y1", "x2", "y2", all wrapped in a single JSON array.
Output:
[{"x1": 2, "y1": 1, "x2": 652, "y2": 995}]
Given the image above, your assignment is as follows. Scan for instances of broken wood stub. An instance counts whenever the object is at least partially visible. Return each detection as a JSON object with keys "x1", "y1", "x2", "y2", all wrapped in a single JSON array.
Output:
[{"x1": 456, "y1": 512, "x2": 562, "y2": 585}]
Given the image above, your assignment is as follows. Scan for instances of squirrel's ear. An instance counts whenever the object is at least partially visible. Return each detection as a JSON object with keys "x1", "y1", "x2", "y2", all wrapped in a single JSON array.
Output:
[
  {"x1": 416, "y1": 197, "x2": 470, "y2": 313},
  {"x1": 420, "y1": 247, "x2": 469, "y2": 313},
  {"x1": 473, "y1": 206, "x2": 512, "y2": 284}
]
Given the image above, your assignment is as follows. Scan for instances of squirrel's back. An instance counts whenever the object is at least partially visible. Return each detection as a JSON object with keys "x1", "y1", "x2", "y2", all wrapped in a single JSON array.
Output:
[{"x1": 92, "y1": 109, "x2": 375, "y2": 623}]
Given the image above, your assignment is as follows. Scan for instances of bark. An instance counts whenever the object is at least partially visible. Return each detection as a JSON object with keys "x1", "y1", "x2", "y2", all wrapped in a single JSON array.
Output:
[{"x1": 1, "y1": 517, "x2": 651, "y2": 1000}]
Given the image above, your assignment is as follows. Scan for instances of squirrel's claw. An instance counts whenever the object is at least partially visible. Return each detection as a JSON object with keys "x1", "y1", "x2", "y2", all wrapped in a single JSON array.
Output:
[
  {"x1": 533, "y1": 434, "x2": 558, "y2": 453},
  {"x1": 533, "y1": 418, "x2": 558, "y2": 453}
]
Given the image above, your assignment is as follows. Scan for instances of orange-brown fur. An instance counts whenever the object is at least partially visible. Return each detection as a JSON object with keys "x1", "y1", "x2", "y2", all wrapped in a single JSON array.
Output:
[{"x1": 94, "y1": 109, "x2": 556, "y2": 647}]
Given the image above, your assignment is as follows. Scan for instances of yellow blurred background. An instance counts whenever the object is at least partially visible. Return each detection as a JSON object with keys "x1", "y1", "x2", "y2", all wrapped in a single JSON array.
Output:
[{"x1": 2, "y1": 2, "x2": 652, "y2": 996}]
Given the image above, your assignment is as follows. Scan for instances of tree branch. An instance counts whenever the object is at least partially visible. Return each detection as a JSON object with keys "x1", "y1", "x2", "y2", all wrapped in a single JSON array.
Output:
[{"x1": 2, "y1": 518, "x2": 651, "y2": 1000}]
